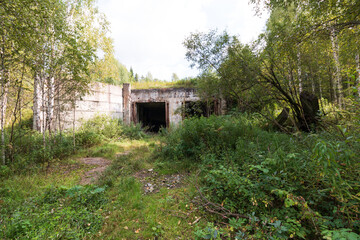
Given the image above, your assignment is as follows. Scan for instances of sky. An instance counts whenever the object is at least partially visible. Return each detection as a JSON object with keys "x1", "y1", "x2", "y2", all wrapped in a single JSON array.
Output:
[{"x1": 97, "y1": 0, "x2": 269, "y2": 81}]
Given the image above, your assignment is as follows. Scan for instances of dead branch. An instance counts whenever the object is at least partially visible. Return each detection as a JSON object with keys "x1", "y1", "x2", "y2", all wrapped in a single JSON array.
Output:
[{"x1": 193, "y1": 173, "x2": 249, "y2": 220}]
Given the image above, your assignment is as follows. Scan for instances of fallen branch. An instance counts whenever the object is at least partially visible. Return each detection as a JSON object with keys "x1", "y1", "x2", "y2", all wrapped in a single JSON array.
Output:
[{"x1": 193, "y1": 173, "x2": 249, "y2": 220}]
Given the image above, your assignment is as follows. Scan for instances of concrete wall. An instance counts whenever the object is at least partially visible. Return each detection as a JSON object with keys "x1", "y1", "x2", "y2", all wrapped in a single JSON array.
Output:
[
  {"x1": 56, "y1": 84, "x2": 224, "y2": 130},
  {"x1": 60, "y1": 82, "x2": 123, "y2": 129},
  {"x1": 130, "y1": 88, "x2": 199, "y2": 125}
]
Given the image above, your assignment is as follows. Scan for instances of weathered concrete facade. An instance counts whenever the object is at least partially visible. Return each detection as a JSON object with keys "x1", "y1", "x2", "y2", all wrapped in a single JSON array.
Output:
[
  {"x1": 59, "y1": 82, "x2": 123, "y2": 129},
  {"x1": 129, "y1": 88, "x2": 199, "y2": 127},
  {"x1": 57, "y1": 83, "x2": 224, "y2": 131}
]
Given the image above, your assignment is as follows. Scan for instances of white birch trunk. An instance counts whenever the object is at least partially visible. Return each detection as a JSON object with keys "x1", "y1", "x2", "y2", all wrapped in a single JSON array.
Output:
[
  {"x1": 41, "y1": 76, "x2": 46, "y2": 148},
  {"x1": 1, "y1": 32, "x2": 7, "y2": 164},
  {"x1": 330, "y1": 28, "x2": 344, "y2": 108},
  {"x1": 1, "y1": 77, "x2": 8, "y2": 165},
  {"x1": 46, "y1": 76, "x2": 55, "y2": 132},
  {"x1": 33, "y1": 73, "x2": 43, "y2": 132},
  {"x1": 297, "y1": 51, "x2": 303, "y2": 93}
]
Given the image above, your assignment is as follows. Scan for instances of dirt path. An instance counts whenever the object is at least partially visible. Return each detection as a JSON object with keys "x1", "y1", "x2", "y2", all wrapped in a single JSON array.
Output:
[{"x1": 79, "y1": 157, "x2": 111, "y2": 185}]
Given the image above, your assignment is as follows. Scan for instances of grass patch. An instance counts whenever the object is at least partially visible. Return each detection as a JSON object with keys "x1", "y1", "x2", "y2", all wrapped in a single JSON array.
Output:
[
  {"x1": 0, "y1": 156, "x2": 104, "y2": 239},
  {"x1": 1, "y1": 117, "x2": 205, "y2": 239},
  {"x1": 98, "y1": 176, "x2": 200, "y2": 239},
  {"x1": 94, "y1": 137, "x2": 204, "y2": 239}
]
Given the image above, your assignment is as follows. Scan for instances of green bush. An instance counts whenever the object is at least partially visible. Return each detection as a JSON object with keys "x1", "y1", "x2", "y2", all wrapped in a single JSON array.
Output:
[
  {"x1": 161, "y1": 115, "x2": 257, "y2": 162},
  {"x1": 78, "y1": 114, "x2": 121, "y2": 139},
  {"x1": 75, "y1": 130, "x2": 103, "y2": 148},
  {"x1": 120, "y1": 122, "x2": 147, "y2": 140},
  {"x1": 78, "y1": 114, "x2": 147, "y2": 140},
  {"x1": 160, "y1": 115, "x2": 360, "y2": 239}
]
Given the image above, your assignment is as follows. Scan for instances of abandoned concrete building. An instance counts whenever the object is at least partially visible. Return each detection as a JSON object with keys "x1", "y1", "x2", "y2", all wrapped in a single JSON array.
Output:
[{"x1": 59, "y1": 82, "x2": 225, "y2": 132}]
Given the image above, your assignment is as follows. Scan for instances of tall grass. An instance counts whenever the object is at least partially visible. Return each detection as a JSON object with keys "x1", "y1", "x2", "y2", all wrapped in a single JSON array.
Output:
[{"x1": 1, "y1": 114, "x2": 147, "y2": 176}]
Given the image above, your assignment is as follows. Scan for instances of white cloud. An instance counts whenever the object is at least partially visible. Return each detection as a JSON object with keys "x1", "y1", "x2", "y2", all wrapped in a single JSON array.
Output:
[{"x1": 97, "y1": 0, "x2": 268, "y2": 80}]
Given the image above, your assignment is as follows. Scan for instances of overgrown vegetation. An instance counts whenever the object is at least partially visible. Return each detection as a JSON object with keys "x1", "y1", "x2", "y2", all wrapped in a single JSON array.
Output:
[
  {"x1": 160, "y1": 115, "x2": 360, "y2": 239},
  {"x1": 0, "y1": 115, "x2": 150, "y2": 239},
  {"x1": 1, "y1": 113, "x2": 359, "y2": 239},
  {"x1": 1, "y1": 185, "x2": 107, "y2": 239},
  {"x1": 131, "y1": 77, "x2": 197, "y2": 89},
  {"x1": 0, "y1": 114, "x2": 146, "y2": 176}
]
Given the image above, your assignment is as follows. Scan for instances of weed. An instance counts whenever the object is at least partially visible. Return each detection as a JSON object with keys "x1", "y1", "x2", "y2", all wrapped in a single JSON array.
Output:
[{"x1": 159, "y1": 114, "x2": 360, "y2": 239}]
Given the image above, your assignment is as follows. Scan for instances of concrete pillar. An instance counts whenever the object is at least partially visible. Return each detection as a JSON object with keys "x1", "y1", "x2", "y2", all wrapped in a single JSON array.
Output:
[{"x1": 122, "y1": 83, "x2": 131, "y2": 125}]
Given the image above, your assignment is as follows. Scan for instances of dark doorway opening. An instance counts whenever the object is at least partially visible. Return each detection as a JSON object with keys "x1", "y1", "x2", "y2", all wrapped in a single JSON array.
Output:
[{"x1": 136, "y1": 102, "x2": 166, "y2": 132}]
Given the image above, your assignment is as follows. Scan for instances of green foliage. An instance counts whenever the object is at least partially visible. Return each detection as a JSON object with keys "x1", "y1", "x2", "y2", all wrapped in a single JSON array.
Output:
[
  {"x1": 6, "y1": 130, "x2": 76, "y2": 171},
  {"x1": 160, "y1": 115, "x2": 360, "y2": 239},
  {"x1": 1, "y1": 185, "x2": 107, "y2": 239},
  {"x1": 162, "y1": 115, "x2": 259, "y2": 162},
  {"x1": 93, "y1": 54, "x2": 131, "y2": 85},
  {"x1": 0, "y1": 165, "x2": 10, "y2": 178},
  {"x1": 78, "y1": 114, "x2": 147, "y2": 141},
  {"x1": 78, "y1": 114, "x2": 121, "y2": 139},
  {"x1": 120, "y1": 122, "x2": 148, "y2": 140},
  {"x1": 75, "y1": 130, "x2": 103, "y2": 148},
  {"x1": 151, "y1": 224, "x2": 165, "y2": 238},
  {"x1": 2, "y1": 114, "x2": 147, "y2": 174},
  {"x1": 194, "y1": 222, "x2": 223, "y2": 240},
  {"x1": 322, "y1": 228, "x2": 360, "y2": 240}
]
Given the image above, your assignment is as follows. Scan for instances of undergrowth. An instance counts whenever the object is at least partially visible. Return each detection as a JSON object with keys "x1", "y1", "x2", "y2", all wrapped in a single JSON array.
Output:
[
  {"x1": 160, "y1": 115, "x2": 360, "y2": 239},
  {"x1": 1, "y1": 185, "x2": 107, "y2": 239},
  {"x1": 1, "y1": 114, "x2": 147, "y2": 176},
  {"x1": 2, "y1": 113, "x2": 359, "y2": 239},
  {"x1": 0, "y1": 115, "x2": 148, "y2": 239}
]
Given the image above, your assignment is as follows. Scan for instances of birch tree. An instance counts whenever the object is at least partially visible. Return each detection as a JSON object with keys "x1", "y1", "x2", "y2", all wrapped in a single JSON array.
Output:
[{"x1": 0, "y1": 0, "x2": 111, "y2": 164}]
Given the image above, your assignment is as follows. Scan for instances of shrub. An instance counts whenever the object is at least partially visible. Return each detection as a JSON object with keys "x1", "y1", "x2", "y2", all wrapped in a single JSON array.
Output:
[
  {"x1": 160, "y1": 114, "x2": 360, "y2": 239},
  {"x1": 75, "y1": 130, "x2": 103, "y2": 148},
  {"x1": 161, "y1": 115, "x2": 258, "y2": 162},
  {"x1": 78, "y1": 114, "x2": 121, "y2": 139},
  {"x1": 120, "y1": 122, "x2": 147, "y2": 140}
]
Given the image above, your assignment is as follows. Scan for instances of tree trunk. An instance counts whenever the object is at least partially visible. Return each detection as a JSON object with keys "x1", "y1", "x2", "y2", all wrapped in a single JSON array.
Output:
[
  {"x1": 299, "y1": 91, "x2": 319, "y2": 132},
  {"x1": 33, "y1": 73, "x2": 43, "y2": 132},
  {"x1": 330, "y1": 28, "x2": 344, "y2": 108},
  {"x1": 41, "y1": 76, "x2": 46, "y2": 149},
  {"x1": 356, "y1": 54, "x2": 360, "y2": 97},
  {"x1": 73, "y1": 101, "x2": 76, "y2": 150},
  {"x1": 310, "y1": 75, "x2": 316, "y2": 95},
  {"x1": 273, "y1": 107, "x2": 289, "y2": 128},
  {"x1": 329, "y1": 66, "x2": 337, "y2": 103},
  {"x1": 1, "y1": 29, "x2": 8, "y2": 165},
  {"x1": 319, "y1": 77, "x2": 323, "y2": 100},
  {"x1": 297, "y1": 51, "x2": 303, "y2": 93},
  {"x1": 46, "y1": 76, "x2": 54, "y2": 133},
  {"x1": 1, "y1": 75, "x2": 9, "y2": 165}
]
